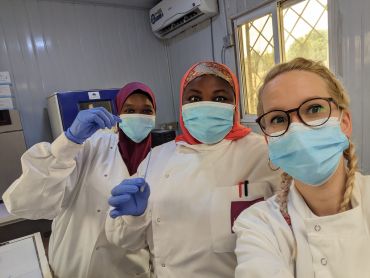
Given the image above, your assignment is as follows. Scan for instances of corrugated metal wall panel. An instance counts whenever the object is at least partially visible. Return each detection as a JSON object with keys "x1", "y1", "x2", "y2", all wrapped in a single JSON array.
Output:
[
  {"x1": 361, "y1": 0, "x2": 370, "y2": 173},
  {"x1": 164, "y1": 0, "x2": 267, "y2": 123},
  {"x1": 334, "y1": 0, "x2": 370, "y2": 173},
  {"x1": 165, "y1": 0, "x2": 370, "y2": 173},
  {"x1": 0, "y1": 0, "x2": 173, "y2": 147},
  {"x1": 166, "y1": 20, "x2": 215, "y2": 122}
]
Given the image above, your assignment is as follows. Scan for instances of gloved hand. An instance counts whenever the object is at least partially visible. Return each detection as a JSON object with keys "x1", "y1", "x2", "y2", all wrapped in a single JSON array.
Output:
[
  {"x1": 108, "y1": 178, "x2": 150, "y2": 218},
  {"x1": 65, "y1": 107, "x2": 121, "y2": 144}
]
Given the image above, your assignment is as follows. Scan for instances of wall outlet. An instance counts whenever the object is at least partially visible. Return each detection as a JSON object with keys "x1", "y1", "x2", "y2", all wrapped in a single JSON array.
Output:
[
  {"x1": 0, "y1": 71, "x2": 11, "y2": 84},
  {"x1": 223, "y1": 34, "x2": 234, "y2": 48}
]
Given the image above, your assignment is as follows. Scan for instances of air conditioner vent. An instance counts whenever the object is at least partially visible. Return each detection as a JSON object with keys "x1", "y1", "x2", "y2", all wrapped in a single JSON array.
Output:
[
  {"x1": 150, "y1": 0, "x2": 218, "y2": 39},
  {"x1": 158, "y1": 9, "x2": 203, "y2": 36}
]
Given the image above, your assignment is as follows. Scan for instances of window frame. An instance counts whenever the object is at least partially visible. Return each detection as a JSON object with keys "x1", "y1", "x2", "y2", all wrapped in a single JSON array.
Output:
[{"x1": 232, "y1": 0, "x2": 332, "y2": 122}]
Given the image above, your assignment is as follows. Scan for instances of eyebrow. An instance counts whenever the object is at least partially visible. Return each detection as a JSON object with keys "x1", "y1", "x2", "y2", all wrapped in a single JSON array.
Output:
[
  {"x1": 185, "y1": 89, "x2": 202, "y2": 94},
  {"x1": 122, "y1": 104, "x2": 134, "y2": 107},
  {"x1": 266, "y1": 96, "x2": 329, "y2": 112},
  {"x1": 185, "y1": 88, "x2": 229, "y2": 94},
  {"x1": 122, "y1": 103, "x2": 153, "y2": 109},
  {"x1": 213, "y1": 89, "x2": 228, "y2": 94}
]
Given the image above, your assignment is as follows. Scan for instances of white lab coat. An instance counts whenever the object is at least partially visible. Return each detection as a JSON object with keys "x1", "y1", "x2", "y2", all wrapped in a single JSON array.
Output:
[
  {"x1": 2, "y1": 132, "x2": 150, "y2": 278},
  {"x1": 234, "y1": 172, "x2": 370, "y2": 278},
  {"x1": 105, "y1": 132, "x2": 281, "y2": 277}
]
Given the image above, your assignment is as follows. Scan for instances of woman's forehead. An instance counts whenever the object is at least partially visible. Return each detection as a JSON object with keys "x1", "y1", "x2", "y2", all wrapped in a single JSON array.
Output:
[
  {"x1": 262, "y1": 70, "x2": 330, "y2": 109},
  {"x1": 124, "y1": 93, "x2": 152, "y2": 105},
  {"x1": 184, "y1": 61, "x2": 234, "y2": 90},
  {"x1": 185, "y1": 75, "x2": 233, "y2": 90}
]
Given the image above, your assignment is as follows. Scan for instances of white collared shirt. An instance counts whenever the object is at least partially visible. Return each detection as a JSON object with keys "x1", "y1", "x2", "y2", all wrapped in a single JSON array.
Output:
[
  {"x1": 106, "y1": 132, "x2": 281, "y2": 278},
  {"x1": 234, "y1": 172, "x2": 370, "y2": 278},
  {"x1": 3, "y1": 132, "x2": 150, "y2": 278}
]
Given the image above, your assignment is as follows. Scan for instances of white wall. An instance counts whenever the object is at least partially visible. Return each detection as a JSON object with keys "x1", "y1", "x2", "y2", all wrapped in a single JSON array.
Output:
[
  {"x1": 166, "y1": 0, "x2": 370, "y2": 173},
  {"x1": 165, "y1": 0, "x2": 269, "y2": 125},
  {"x1": 0, "y1": 0, "x2": 269, "y2": 147},
  {"x1": 165, "y1": 21, "x2": 214, "y2": 122},
  {"x1": 0, "y1": 0, "x2": 174, "y2": 147},
  {"x1": 166, "y1": 0, "x2": 224, "y2": 122},
  {"x1": 2, "y1": 0, "x2": 369, "y2": 173},
  {"x1": 331, "y1": 0, "x2": 370, "y2": 173}
]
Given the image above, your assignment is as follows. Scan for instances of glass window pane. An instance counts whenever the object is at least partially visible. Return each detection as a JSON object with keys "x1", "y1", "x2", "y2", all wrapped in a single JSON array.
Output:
[
  {"x1": 282, "y1": 0, "x2": 328, "y2": 65},
  {"x1": 237, "y1": 13, "x2": 275, "y2": 115}
]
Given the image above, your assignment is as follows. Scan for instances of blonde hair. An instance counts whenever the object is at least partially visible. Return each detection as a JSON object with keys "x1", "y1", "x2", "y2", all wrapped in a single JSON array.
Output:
[{"x1": 258, "y1": 58, "x2": 358, "y2": 216}]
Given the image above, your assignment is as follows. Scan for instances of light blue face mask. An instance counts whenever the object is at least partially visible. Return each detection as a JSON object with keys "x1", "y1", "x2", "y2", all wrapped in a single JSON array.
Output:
[
  {"x1": 119, "y1": 114, "x2": 155, "y2": 143},
  {"x1": 182, "y1": 101, "x2": 235, "y2": 144},
  {"x1": 268, "y1": 117, "x2": 349, "y2": 186}
]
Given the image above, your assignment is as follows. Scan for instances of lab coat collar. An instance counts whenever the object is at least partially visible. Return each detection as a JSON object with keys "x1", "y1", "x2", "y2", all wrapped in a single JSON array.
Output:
[
  {"x1": 288, "y1": 176, "x2": 363, "y2": 278},
  {"x1": 176, "y1": 139, "x2": 232, "y2": 152},
  {"x1": 295, "y1": 177, "x2": 363, "y2": 236},
  {"x1": 290, "y1": 177, "x2": 361, "y2": 221}
]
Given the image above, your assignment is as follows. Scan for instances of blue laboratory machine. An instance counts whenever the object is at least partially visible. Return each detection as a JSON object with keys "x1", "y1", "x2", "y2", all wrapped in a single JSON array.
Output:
[
  {"x1": 47, "y1": 88, "x2": 176, "y2": 146},
  {"x1": 47, "y1": 89, "x2": 119, "y2": 139}
]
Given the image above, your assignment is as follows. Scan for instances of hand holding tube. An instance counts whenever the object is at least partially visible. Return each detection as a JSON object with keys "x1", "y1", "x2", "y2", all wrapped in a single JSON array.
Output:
[
  {"x1": 108, "y1": 178, "x2": 150, "y2": 218},
  {"x1": 65, "y1": 107, "x2": 121, "y2": 144}
]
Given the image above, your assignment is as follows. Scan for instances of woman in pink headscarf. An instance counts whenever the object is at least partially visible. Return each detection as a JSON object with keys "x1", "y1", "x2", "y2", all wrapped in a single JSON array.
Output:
[
  {"x1": 116, "y1": 82, "x2": 156, "y2": 175},
  {"x1": 106, "y1": 62, "x2": 281, "y2": 277},
  {"x1": 3, "y1": 82, "x2": 156, "y2": 278}
]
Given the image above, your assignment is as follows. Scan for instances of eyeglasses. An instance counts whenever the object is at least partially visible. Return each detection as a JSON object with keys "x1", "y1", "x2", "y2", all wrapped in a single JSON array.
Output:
[{"x1": 256, "y1": 97, "x2": 338, "y2": 137}]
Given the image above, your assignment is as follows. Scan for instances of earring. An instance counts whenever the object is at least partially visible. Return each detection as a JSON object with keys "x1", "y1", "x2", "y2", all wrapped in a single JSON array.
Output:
[{"x1": 268, "y1": 158, "x2": 280, "y2": 171}]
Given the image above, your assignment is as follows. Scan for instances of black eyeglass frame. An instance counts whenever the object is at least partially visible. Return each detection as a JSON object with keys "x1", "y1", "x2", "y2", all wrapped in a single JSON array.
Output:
[{"x1": 256, "y1": 97, "x2": 338, "y2": 137}]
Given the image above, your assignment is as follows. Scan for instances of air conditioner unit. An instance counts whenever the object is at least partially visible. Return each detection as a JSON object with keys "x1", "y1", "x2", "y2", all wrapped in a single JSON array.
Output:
[{"x1": 150, "y1": 0, "x2": 218, "y2": 39}]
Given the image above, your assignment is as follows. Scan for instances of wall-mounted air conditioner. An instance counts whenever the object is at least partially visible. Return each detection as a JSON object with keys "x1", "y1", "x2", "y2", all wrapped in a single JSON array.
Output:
[{"x1": 150, "y1": 0, "x2": 218, "y2": 39}]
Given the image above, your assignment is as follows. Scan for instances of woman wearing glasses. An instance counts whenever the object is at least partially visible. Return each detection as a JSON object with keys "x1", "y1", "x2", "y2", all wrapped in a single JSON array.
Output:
[{"x1": 234, "y1": 58, "x2": 370, "y2": 277}]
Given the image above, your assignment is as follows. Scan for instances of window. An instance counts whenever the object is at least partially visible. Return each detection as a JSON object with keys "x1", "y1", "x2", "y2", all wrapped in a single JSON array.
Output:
[{"x1": 234, "y1": 0, "x2": 328, "y2": 118}]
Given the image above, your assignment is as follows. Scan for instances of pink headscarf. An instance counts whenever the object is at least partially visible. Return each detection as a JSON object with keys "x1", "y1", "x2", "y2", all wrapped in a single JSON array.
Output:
[
  {"x1": 176, "y1": 61, "x2": 251, "y2": 144},
  {"x1": 116, "y1": 82, "x2": 156, "y2": 175}
]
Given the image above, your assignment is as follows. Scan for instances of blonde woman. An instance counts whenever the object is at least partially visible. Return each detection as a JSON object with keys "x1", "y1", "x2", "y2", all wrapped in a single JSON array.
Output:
[{"x1": 234, "y1": 57, "x2": 370, "y2": 277}]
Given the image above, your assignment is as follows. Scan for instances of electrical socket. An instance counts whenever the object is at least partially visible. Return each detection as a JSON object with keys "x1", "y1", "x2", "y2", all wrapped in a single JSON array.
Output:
[{"x1": 223, "y1": 34, "x2": 234, "y2": 48}]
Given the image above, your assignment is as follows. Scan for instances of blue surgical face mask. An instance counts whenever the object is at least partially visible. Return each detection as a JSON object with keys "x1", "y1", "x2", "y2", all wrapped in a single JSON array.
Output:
[
  {"x1": 268, "y1": 117, "x2": 349, "y2": 186},
  {"x1": 182, "y1": 101, "x2": 234, "y2": 144},
  {"x1": 119, "y1": 114, "x2": 155, "y2": 143}
]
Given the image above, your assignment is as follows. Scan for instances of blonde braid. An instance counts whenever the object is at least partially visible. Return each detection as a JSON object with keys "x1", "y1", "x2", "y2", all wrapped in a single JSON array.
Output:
[
  {"x1": 276, "y1": 172, "x2": 293, "y2": 219},
  {"x1": 276, "y1": 172, "x2": 297, "y2": 260},
  {"x1": 340, "y1": 140, "x2": 358, "y2": 212}
]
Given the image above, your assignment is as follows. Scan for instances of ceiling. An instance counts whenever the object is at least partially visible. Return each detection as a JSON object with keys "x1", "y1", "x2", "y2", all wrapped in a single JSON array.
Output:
[{"x1": 72, "y1": 0, "x2": 161, "y2": 9}]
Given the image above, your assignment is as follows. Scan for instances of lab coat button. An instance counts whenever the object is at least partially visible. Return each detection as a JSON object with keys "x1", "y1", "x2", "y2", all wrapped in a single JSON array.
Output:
[
  {"x1": 321, "y1": 258, "x2": 327, "y2": 265},
  {"x1": 314, "y1": 225, "x2": 321, "y2": 232},
  {"x1": 156, "y1": 217, "x2": 161, "y2": 223}
]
